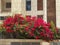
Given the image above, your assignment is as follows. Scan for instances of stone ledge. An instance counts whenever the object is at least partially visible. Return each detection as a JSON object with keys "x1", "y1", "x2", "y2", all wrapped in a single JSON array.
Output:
[{"x1": 0, "y1": 39, "x2": 60, "y2": 45}]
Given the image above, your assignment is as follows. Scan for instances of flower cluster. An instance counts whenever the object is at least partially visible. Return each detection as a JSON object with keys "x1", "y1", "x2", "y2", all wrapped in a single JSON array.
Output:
[{"x1": 2, "y1": 14, "x2": 58, "y2": 41}]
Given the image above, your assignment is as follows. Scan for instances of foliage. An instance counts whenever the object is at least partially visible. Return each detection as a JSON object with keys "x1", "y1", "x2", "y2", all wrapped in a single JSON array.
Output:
[
  {"x1": 1, "y1": 14, "x2": 58, "y2": 41},
  {"x1": 50, "y1": 21, "x2": 58, "y2": 39}
]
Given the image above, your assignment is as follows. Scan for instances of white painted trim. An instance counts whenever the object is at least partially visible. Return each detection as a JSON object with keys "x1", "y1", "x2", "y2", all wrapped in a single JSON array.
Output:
[
  {"x1": 11, "y1": 0, "x2": 22, "y2": 14},
  {"x1": 43, "y1": 0, "x2": 47, "y2": 22},
  {"x1": 55, "y1": 0, "x2": 57, "y2": 28},
  {"x1": 25, "y1": 11, "x2": 44, "y2": 16},
  {"x1": 0, "y1": 12, "x2": 11, "y2": 16}
]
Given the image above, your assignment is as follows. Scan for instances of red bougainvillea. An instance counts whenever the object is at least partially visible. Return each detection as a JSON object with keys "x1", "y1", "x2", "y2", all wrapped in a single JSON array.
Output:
[{"x1": 2, "y1": 14, "x2": 58, "y2": 41}]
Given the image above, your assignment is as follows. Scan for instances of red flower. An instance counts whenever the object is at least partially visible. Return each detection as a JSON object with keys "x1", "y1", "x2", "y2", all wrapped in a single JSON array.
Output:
[
  {"x1": 31, "y1": 16, "x2": 36, "y2": 21},
  {"x1": 13, "y1": 15, "x2": 21, "y2": 23},
  {"x1": 5, "y1": 27, "x2": 11, "y2": 30},
  {"x1": 35, "y1": 36, "x2": 40, "y2": 39},
  {"x1": 40, "y1": 32, "x2": 44, "y2": 37},
  {"x1": 3, "y1": 17, "x2": 15, "y2": 33},
  {"x1": 25, "y1": 26, "x2": 29, "y2": 31},
  {"x1": 4, "y1": 17, "x2": 14, "y2": 25},
  {"x1": 15, "y1": 22, "x2": 19, "y2": 26},
  {"x1": 34, "y1": 18, "x2": 46, "y2": 28},
  {"x1": 6, "y1": 29, "x2": 14, "y2": 33},
  {"x1": 29, "y1": 31, "x2": 34, "y2": 36},
  {"x1": 3, "y1": 17, "x2": 14, "y2": 29},
  {"x1": 26, "y1": 16, "x2": 31, "y2": 22},
  {"x1": 31, "y1": 28, "x2": 35, "y2": 31},
  {"x1": 55, "y1": 27, "x2": 58, "y2": 33},
  {"x1": 28, "y1": 22, "x2": 33, "y2": 27},
  {"x1": 34, "y1": 23, "x2": 38, "y2": 28},
  {"x1": 49, "y1": 34, "x2": 54, "y2": 40}
]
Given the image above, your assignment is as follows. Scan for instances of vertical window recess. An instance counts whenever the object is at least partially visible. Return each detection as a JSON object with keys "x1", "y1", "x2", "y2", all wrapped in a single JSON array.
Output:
[{"x1": 26, "y1": 0, "x2": 31, "y2": 11}]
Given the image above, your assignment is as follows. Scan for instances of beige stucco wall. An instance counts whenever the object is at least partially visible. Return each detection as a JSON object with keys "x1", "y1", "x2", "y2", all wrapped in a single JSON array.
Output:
[
  {"x1": 11, "y1": 0, "x2": 22, "y2": 14},
  {"x1": 56, "y1": 0, "x2": 60, "y2": 28}
]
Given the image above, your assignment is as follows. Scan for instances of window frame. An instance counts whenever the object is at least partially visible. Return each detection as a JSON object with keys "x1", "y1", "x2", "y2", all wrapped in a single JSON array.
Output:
[{"x1": 26, "y1": 0, "x2": 31, "y2": 11}]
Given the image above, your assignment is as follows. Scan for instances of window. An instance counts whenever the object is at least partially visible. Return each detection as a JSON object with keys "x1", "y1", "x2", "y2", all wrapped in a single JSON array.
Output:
[
  {"x1": 6, "y1": 2, "x2": 11, "y2": 8},
  {"x1": 26, "y1": 0, "x2": 31, "y2": 11},
  {"x1": 1, "y1": 0, "x2": 11, "y2": 12},
  {"x1": 37, "y1": 0, "x2": 43, "y2": 10},
  {"x1": 0, "y1": 16, "x2": 6, "y2": 20}
]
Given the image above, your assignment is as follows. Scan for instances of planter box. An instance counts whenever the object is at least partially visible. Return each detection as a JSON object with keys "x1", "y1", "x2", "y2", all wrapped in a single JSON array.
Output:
[{"x1": 0, "y1": 39, "x2": 60, "y2": 45}]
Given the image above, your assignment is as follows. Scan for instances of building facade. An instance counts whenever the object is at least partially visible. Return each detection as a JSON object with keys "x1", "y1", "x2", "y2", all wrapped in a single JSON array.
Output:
[{"x1": 0, "y1": 0, "x2": 60, "y2": 28}]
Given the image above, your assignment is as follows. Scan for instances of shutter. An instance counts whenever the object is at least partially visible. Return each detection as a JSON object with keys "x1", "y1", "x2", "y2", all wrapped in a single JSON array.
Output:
[{"x1": 37, "y1": 0, "x2": 43, "y2": 10}]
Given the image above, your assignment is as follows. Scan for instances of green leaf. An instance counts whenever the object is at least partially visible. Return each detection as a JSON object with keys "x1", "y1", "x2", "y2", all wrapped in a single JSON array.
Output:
[{"x1": 50, "y1": 21, "x2": 58, "y2": 38}]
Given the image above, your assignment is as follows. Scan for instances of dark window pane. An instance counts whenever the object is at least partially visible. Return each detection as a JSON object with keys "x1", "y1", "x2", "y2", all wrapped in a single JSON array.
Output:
[
  {"x1": 6, "y1": 2, "x2": 11, "y2": 8},
  {"x1": 1, "y1": 17, "x2": 4, "y2": 20},
  {"x1": 26, "y1": 0, "x2": 31, "y2": 11},
  {"x1": 26, "y1": 0, "x2": 31, "y2": 1},
  {"x1": 0, "y1": 17, "x2": 5, "y2": 20},
  {"x1": 0, "y1": 16, "x2": 7, "y2": 20}
]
